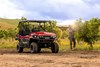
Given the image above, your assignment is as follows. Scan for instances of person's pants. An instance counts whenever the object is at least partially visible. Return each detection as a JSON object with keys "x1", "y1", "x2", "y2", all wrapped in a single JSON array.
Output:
[{"x1": 69, "y1": 38, "x2": 76, "y2": 49}]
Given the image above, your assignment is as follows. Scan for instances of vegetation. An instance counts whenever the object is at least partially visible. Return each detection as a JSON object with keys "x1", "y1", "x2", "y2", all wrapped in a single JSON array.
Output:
[
  {"x1": 0, "y1": 18, "x2": 19, "y2": 48},
  {"x1": 75, "y1": 18, "x2": 100, "y2": 48},
  {"x1": 0, "y1": 17, "x2": 100, "y2": 51},
  {"x1": 0, "y1": 18, "x2": 19, "y2": 25}
]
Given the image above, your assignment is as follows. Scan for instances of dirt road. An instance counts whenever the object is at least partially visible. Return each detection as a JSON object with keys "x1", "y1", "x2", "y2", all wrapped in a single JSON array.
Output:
[{"x1": 0, "y1": 49, "x2": 100, "y2": 67}]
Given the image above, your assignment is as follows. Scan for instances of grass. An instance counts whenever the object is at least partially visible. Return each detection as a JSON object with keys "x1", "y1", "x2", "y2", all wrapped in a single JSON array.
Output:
[
  {"x1": 0, "y1": 38, "x2": 100, "y2": 51},
  {"x1": 59, "y1": 38, "x2": 100, "y2": 51},
  {"x1": 58, "y1": 38, "x2": 70, "y2": 51},
  {"x1": 0, "y1": 22, "x2": 16, "y2": 30},
  {"x1": 0, "y1": 38, "x2": 17, "y2": 48}
]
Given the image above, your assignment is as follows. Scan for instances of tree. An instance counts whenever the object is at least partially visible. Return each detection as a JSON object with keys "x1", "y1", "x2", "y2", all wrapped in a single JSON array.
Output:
[
  {"x1": 74, "y1": 18, "x2": 83, "y2": 43},
  {"x1": 50, "y1": 21, "x2": 62, "y2": 39},
  {"x1": 21, "y1": 16, "x2": 27, "y2": 20},
  {"x1": 53, "y1": 27, "x2": 62, "y2": 39},
  {"x1": 62, "y1": 31, "x2": 68, "y2": 39},
  {"x1": 75, "y1": 18, "x2": 100, "y2": 48}
]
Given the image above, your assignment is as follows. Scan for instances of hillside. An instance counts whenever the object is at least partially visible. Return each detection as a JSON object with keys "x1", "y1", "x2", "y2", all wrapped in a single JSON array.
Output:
[
  {"x1": 0, "y1": 22, "x2": 16, "y2": 30},
  {"x1": 0, "y1": 18, "x2": 19, "y2": 25},
  {"x1": 0, "y1": 18, "x2": 20, "y2": 30}
]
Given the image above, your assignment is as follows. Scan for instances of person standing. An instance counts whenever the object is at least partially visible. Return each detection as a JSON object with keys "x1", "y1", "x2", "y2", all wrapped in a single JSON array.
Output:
[{"x1": 67, "y1": 25, "x2": 76, "y2": 50}]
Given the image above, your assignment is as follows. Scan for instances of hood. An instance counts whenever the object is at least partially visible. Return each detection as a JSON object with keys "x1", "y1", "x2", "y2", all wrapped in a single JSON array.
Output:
[{"x1": 30, "y1": 32, "x2": 56, "y2": 36}]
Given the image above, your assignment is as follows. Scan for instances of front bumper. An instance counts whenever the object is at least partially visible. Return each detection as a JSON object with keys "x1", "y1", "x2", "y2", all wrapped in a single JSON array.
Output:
[{"x1": 38, "y1": 39, "x2": 54, "y2": 43}]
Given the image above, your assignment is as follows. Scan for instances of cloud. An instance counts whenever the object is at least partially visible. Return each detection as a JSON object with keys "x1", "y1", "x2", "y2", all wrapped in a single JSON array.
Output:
[
  {"x1": 0, "y1": 0, "x2": 24, "y2": 19},
  {"x1": 57, "y1": 19, "x2": 76, "y2": 26},
  {"x1": 10, "y1": 0, "x2": 100, "y2": 20},
  {"x1": 0, "y1": 0, "x2": 100, "y2": 25}
]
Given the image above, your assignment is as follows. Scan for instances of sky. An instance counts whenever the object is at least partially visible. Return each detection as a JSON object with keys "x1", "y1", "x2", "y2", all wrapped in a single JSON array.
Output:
[{"x1": 0, "y1": 0, "x2": 100, "y2": 25}]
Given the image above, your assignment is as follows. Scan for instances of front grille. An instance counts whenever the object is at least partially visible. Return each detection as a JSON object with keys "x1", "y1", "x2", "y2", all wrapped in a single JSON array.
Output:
[
  {"x1": 40, "y1": 36, "x2": 51, "y2": 39},
  {"x1": 39, "y1": 39, "x2": 54, "y2": 43},
  {"x1": 32, "y1": 35, "x2": 55, "y2": 39}
]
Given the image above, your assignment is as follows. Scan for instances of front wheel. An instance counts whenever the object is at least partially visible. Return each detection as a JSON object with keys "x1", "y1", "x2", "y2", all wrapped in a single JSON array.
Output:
[
  {"x1": 17, "y1": 43, "x2": 23, "y2": 53},
  {"x1": 51, "y1": 42, "x2": 59, "y2": 53},
  {"x1": 30, "y1": 42, "x2": 38, "y2": 53}
]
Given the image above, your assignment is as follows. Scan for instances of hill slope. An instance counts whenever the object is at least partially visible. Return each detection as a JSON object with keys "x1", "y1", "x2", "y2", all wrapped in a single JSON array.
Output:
[
  {"x1": 0, "y1": 22, "x2": 16, "y2": 30},
  {"x1": 0, "y1": 18, "x2": 19, "y2": 25},
  {"x1": 0, "y1": 18, "x2": 20, "y2": 30}
]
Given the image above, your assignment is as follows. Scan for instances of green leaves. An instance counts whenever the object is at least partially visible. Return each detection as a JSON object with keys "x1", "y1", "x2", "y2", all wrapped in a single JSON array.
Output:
[
  {"x1": 0, "y1": 28, "x2": 17, "y2": 39},
  {"x1": 75, "y1": 18, "x2": 100, "y2": 47}
]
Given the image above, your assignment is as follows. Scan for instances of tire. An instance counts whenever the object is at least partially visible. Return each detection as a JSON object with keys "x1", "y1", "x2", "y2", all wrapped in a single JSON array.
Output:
[
  {"x1": 30, "y1": 42, "x2": 38, "y2": 53},
  {"x1": 51, "y1": 42, "x2": 59, "y2": 53},
  {"x1": 17, "y1": 43, "x2": 23, "y2": 53}
]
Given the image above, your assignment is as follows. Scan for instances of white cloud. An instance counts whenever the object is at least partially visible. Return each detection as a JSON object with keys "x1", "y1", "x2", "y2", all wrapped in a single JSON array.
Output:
[
  {"x1": 0, "y1": 0, "x2": 100, "y2": 22},
  {"x1": 0, "y1": 0, "x2": 24, "y2": 19},
  {"x1": 21, "y1": 0, "x2": 100, "y2": 20},
  {"x1": 57, "y1": 19, "x2": 76, "y2": 26}
]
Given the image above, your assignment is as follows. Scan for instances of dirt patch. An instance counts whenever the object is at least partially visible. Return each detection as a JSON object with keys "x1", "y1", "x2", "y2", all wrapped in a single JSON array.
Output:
[{"x1": 0, "y1": 49, "x2": 100, "y2": 67}]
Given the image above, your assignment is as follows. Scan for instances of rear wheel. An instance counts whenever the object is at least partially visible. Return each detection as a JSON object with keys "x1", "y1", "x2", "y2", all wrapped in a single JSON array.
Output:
[
  {"x1": 30, "y1": 42, "x2": 38, "y2": 53},
  {"x1": 17, "y1": 43, "x2": 23, "y2": 53},
  {"x1": 51, "y1": 42, "x2": 59, "y2": 53}
]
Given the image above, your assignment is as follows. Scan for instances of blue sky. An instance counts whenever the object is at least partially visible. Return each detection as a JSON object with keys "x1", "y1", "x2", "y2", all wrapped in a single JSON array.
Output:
[{"x1": 0, "y1": 0, "x2": 100, "y2": 25}]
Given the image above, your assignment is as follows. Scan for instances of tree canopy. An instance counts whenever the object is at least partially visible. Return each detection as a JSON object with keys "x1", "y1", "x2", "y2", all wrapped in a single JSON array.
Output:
[{"x1": 75, "y1": 18, "x2": 100, "y2": 47}]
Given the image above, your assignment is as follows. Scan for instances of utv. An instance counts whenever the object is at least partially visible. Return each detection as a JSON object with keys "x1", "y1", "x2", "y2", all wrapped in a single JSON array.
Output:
[{"x1": 16, "y1": 20, "x2": 59, "y2": 53}]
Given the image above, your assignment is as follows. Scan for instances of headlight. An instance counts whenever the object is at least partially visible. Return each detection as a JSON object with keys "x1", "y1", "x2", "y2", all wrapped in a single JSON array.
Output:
[
  {"x1": 51, "y1": 36, "x2": 56, "y2": 38},
  {"x1": 33, "y1": 35, "x2": 37, "y2": 38},
  {"x1": 33, "y1": 35, "x2": 39, "y2": 39}
]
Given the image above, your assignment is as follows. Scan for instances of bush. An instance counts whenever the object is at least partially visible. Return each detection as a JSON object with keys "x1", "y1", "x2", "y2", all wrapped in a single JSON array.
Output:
[{"x1": 0, "y1": 28, "x2": 17, "y2": 39}]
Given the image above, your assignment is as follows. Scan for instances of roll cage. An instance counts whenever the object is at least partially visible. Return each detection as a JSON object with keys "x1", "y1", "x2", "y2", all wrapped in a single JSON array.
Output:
[{"x1": 18, "y1": 20, "x2": 53, "y2": 36}]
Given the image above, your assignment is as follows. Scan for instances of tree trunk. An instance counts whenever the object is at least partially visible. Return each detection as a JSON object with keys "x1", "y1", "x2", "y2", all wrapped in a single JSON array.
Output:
[{"x1": 90, "y1": 42, "x2": 93, "y2": 49}]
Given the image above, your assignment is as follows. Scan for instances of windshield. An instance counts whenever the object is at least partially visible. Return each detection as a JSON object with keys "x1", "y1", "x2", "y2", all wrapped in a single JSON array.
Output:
[
  {"x1": 30, "y1": 22, "x2": 45, "y2": 32},
  {"x1": 18, "y1": 21, "x2": 55, "y2": 35},
  {"x1": 19, "y1": 21, "x2": 52, "y2": 32}
]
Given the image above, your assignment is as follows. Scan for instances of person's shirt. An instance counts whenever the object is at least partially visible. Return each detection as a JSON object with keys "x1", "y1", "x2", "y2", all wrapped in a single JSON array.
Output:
[{"x1": 67, "y1": 27, "x2": 75, "y2": 39}]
